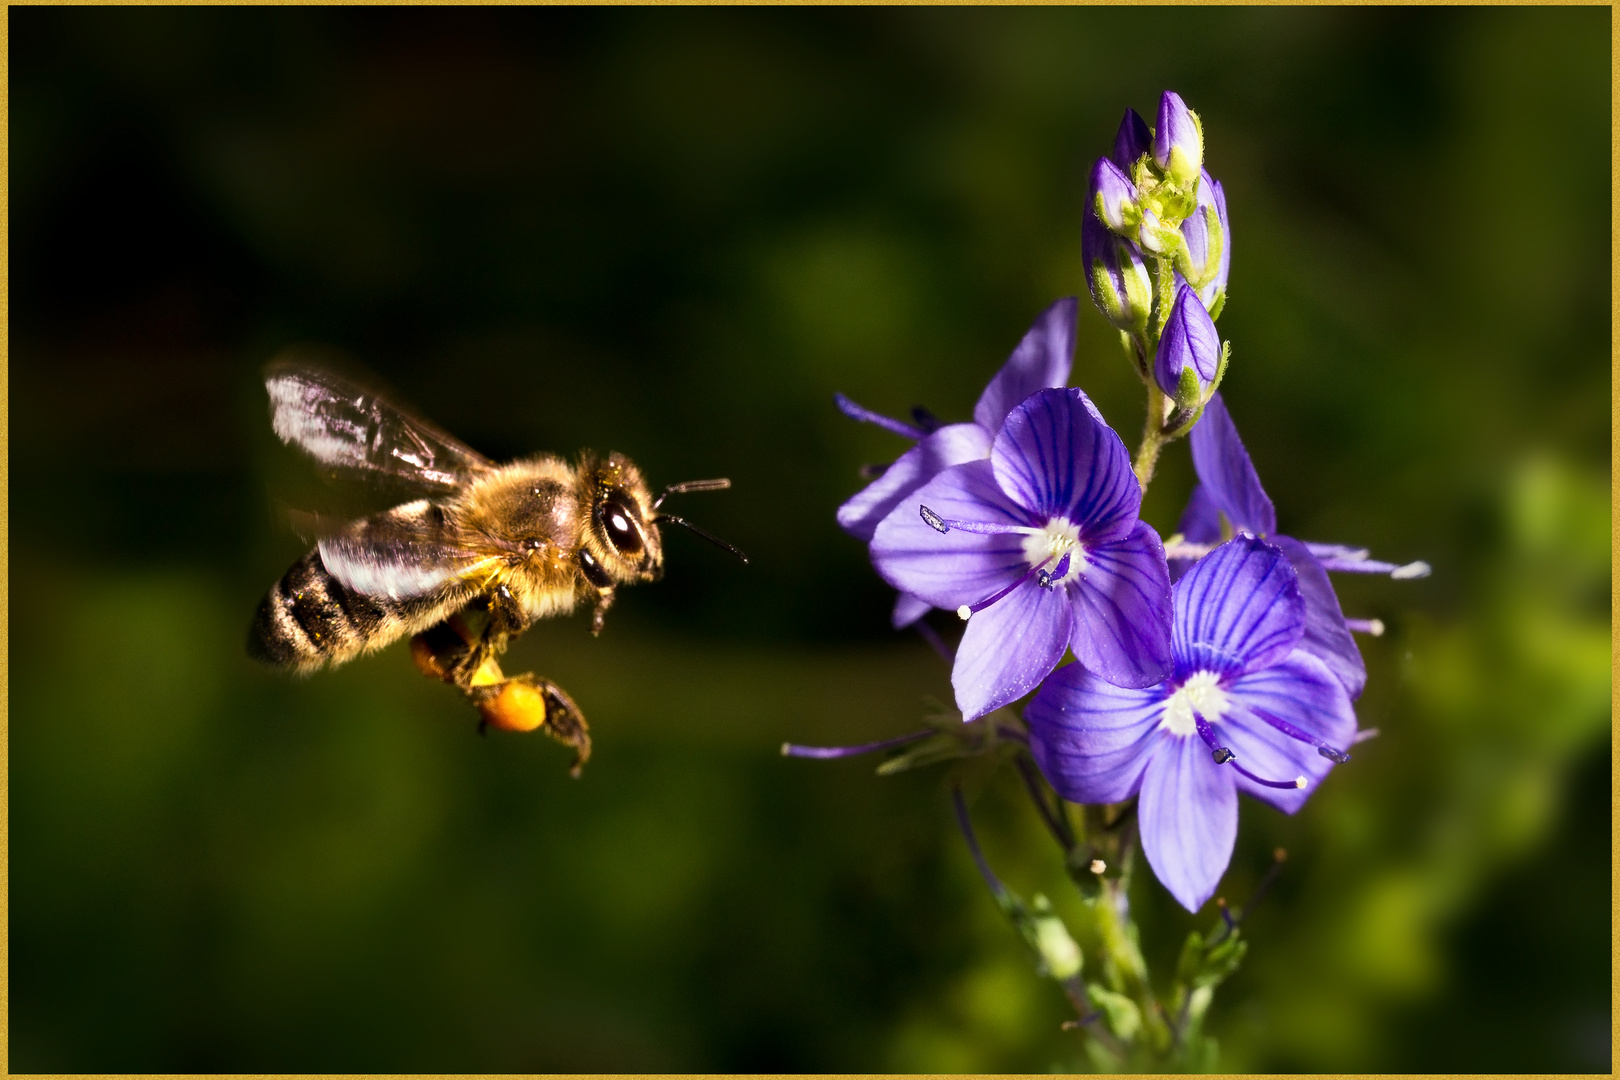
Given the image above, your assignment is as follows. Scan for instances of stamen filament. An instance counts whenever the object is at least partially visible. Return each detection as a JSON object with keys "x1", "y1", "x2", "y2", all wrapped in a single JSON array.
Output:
[
  {"x1": 1345, "y1": 618, "x2": 1385, "y2": 636},
  {"x1": 957, "y1": 553, "x2": 1056, "y2": 620},
  {"x1": 834, "y1": 392, "x2": 929, "y2": 440},
  {"x1": 781, "y1": 730, "x2": 931, "y2": 759},
  {"x1": 919, "y1": 505, "x2": 1038, "y2": 536},
  {"x1": 1038, "y1": 552, "x2": 1072, "y2": 589},
  {"x1": 1193, "y1": 709, "x2": 1309, "y2": 788},
  {"x1": 1247, "y1": 706, "x2": 1351, "y2": 764}
]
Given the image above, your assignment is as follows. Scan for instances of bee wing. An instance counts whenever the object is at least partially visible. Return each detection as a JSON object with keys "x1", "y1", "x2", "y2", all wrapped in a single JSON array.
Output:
[
  {"x1": 316, "y1": 500, "x2": 511, "y2": 601},
  {"x1": 265, "y1": 360, "x2": 494, "y2": 493}
]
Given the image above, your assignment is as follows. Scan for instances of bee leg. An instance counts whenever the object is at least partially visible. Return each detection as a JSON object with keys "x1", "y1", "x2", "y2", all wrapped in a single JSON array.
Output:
[
  {"x1": 447, "y1": 585, "x2": 530, "y2": 689},
  {"x1": 468, "y1": 673, "x2": 593, "y2": 776},
  {"x1": 590, "y1": 588, "x2": 615, "y2": 636}
]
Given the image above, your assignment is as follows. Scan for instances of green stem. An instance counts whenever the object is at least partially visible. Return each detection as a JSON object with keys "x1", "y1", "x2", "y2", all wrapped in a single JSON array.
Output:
[{"x1": 1134, "y1": 382, "x2": 1166, "y2": 493}]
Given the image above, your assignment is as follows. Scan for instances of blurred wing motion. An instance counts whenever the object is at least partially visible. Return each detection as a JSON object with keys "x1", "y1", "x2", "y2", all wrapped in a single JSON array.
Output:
[
  {"x1": 317, "y1": 499, "x2": 507, "y2": 601},
  {"x1": 266, "y1": 360, "x2": 494, "y2": 492}
]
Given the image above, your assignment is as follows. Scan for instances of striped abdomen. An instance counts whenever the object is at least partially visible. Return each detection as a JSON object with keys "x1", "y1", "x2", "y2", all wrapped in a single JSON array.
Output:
[{"x1": 248, "y1": 547, "x2": 456, "y2": 674}]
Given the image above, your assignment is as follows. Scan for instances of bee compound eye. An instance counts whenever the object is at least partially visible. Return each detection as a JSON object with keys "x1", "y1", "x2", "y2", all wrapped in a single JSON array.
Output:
[
  {"x1": 578, "y1": 547, "x2": 614, "y2": 589},
  {"x1": 599, "y1": 495, "x2": 643, "y2": 557}
]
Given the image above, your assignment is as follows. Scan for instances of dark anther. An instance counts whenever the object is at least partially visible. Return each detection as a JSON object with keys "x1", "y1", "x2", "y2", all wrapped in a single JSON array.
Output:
[
  {"x1": 1211, "y1": 746, "x2": 1234, "y2": 764},
  {"x1": 859, "y1": 463, "x2": 888, "y2": 479},
  {"x1": 1036, "y1": 569, "x2": 1055, "y2": 589},
  {"x1": 911, "y1": 405, "x2": 943, "y2": 433},
  {"x1": 1317, "y1": 745, "x2": 1351, "y2": 764},
  {"x1": 919, "y1": 505, "x2": 950, "y2": 534}
]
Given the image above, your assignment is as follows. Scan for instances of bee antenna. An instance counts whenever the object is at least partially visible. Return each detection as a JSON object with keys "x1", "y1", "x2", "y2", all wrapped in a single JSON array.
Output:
[
  {"x1": 655, "y1": 513, "x2": 748, "y2": 564},
  {"x1": 653, "y1": 477, "x2": 731, "y2": 510}
]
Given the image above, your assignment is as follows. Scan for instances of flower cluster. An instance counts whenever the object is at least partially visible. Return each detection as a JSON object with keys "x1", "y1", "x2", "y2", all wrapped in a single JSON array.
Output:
[{"x1": 828, "y1": 91, "x2": 1425, "y2": 919}]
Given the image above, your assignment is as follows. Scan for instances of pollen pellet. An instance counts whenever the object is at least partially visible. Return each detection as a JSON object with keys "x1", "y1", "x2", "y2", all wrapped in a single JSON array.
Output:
[{"x1": 479, "y1": 680, "x2": 549, "y2": 733}]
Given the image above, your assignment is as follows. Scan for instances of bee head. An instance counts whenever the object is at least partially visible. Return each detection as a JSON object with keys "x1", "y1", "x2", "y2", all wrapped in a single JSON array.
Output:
[{"x1": 577, "y1": 452, "x2": 664, "y2": 589}]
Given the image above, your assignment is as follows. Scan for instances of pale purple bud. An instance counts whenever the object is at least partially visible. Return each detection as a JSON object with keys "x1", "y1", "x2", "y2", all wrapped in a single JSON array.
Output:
[
  {"x1": 1177, "y1": 169, "x2": 1230, "y2": 311},
  {"x1": 1155, "y1": 283, "x2": 1221, "y2": 402},
  {"x1": 1088, "y1": 157, "x2": 1137, "y2": 235},
  {"x1": 1153, "y1": 91, "x2": 1203, "y2": 188},
  {"x1": 1082, "y1": 210, "x2": 1151, "y2": 334},
  {"x1": 1111, "y1": 107, "x2": 1152, "y2": 170}
]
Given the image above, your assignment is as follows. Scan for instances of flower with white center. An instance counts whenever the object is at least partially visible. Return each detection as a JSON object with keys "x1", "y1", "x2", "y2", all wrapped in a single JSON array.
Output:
[
  {"x1": 1025, "y1": 535, "x2": 1360, "y2": 913},
  {"x1": 1169, "y1": 392, "x2": 1431, "y2": 699},
  {"x1": 834, "y1": 298, "x2": 1096, "y2": 628},
  {"x1": 870, "y1": 386, "x2": 1173, "y2": 720}
]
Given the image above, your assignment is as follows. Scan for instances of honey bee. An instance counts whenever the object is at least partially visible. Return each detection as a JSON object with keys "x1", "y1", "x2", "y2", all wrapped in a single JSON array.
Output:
[{"x1": 247, "y1": 358, "x2": 743, "y2": 775}]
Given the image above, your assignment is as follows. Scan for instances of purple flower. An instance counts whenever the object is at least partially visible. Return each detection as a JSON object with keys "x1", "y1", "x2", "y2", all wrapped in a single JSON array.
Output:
[
  {"x1": 1177, "y1": 169, "x2": 1230, "y2": 314},
  {"x1": 1155, "y1": 282, "x2": 1223, "y2": 404},
  {"x1": 1172, "y1": 393, "x2": 1430, "y2": 699},
  {"x1": 1026, "y1": 536, "x2": 1359, "y2": 912},
  {"x1": 1111, "y1": 107, "x2": 1152, "y2": 171},
  {"x1": 1153, "y1": 91, "x2": 1203, "y2": 188},
  {"x1": 836, "y1": 299, "x2": 1081, "y2": 627},
  {"x1": 1089, "y1": 157, "x2": 1138, "y2": 235},
  {"x1": 1081, "y1": 210, "x2": 1151, "y2": 335},
  {"x1": 870, "y1": 388, "x2": 1173, "y2": 720}
]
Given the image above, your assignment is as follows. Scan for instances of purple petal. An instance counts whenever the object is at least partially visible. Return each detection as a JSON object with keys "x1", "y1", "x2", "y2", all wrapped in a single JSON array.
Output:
[
  {"x1": 1173, "y1": 536, "x2": 1303, "y2": 677},
  {"x1": 972, "y1": 298, "x2": 1080, "y2": 434},
  {"x1": 891, "y1": 591, "x2": 932, "y2": 629},
  {"x1": 951, "y1": 572, "x2": 1077, "y2": 720},
  {"x1": 1222, "y1": 650, "x2": 1358, "y2": 813},
  {"x1": 1169, "y1": 483, "x2": 1223, "y2": 582},
  {"x1": 1188, "y1": 392, "x2": 1276, "y2": 537},
  {"x1": 1271, "y1": 535, "x2": 1366, "y2": 700},
  {"x1": 1025, "y1": 662, "x2": 1167, "y2": 803},
  {"x1": 870, "y1": 459, "x2": 1033, "y2": 609},
  {"x1": 837, "y1": 422, "x2": 992, "y2": 542},
  {"x1": 1065, "y1": 521, "x2": 1174, "y2": 689},
  {"x1": 1111, "y1": 107, "x2": 1153, "y2": 170},
  {"x1": 1139, "y1": 731, "x2": 1236, "y2": 912},
  {"x1": 991, "y1": 387, "x2": 1139, "y2": 542}
]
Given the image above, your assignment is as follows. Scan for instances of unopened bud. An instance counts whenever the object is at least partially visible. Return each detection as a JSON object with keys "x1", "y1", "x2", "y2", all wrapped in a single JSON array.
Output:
[
  {"x1": 1154, "y1": 90, "x2": 1204, "y2": 188},
  {"x1": 1029, "y1": 894, "x2": 1083, "y2": 980},
  {"x1": 1155, "y1": 283, "x2": 1223, "y2": 408},
  {"x1": 1111, "y1": 107, "x2": 1152, "y2": 170},
  {"x1": 1089, "y1": 157, "x2": 1139, "y2": 235},
  {"x1": 1082, "y1": 211, "x2": 1151, "y2": 335},
  {"x1": 1175, "y1": 169, "x2": 1230, "y2": 316}
]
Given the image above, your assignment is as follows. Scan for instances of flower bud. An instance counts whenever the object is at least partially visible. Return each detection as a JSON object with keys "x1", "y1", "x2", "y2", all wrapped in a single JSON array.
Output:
[
  {"x1": 1155, "y1": 282, "x2": 1222, "y2": 408},
  {"x1": 1082, "y1": 210, "x2": 1151, "y2": 335},
  {"x1": 1153, "y1": 91, "x2": 1204, "y2": 189},
  {"x1": 1136, "y1": 205, "x2": 1183, "y2": 259},
  {"x1": 1111, "y1": 107, "x2": 1152, "y2": 170},
  {"x1": 1175, "y1": 169, "x2": 1230, "y2": 315},
  {"x1": 1089, "y1": 157, "x2": 1138, "y2": 236}
]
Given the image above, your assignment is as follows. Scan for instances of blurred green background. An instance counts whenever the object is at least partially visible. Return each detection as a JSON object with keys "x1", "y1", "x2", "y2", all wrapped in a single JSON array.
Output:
[{"x1": 9, "y1": 7, "x2": 1611, "y2": 1072}]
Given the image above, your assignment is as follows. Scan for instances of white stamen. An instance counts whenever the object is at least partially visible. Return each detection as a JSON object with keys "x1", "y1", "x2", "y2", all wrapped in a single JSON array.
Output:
[
  {"x1": 1390, "y1": 560, "x2": 1431, "y2": 580},
  {"x1": 1293, "y1": 776, "x2": 1307, "y2": 788},
  {"x1": 1160, "y1": 670, "x2": 1228, "y2": 736},
  {"x1": 1089, "y1": 859, "x2": 1106, "y2": 875},
  {"x1": 1352, "y1": 727, "x2": 1381, "y2": 744},
  {"x1": 957, "y1": 605, "x2": 972, "y2": 621},
  {"x1": 1021, "y1": 518, "x2": 1085, "y2": 586}
]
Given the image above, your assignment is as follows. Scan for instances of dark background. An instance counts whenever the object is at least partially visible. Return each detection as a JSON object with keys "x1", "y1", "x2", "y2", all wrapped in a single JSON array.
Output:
[{"x1": 9, "y1": 7, "x2": 1611, "y2": 1071}]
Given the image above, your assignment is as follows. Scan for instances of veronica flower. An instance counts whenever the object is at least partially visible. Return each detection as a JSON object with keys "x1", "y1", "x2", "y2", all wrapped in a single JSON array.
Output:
[
  {"x1": 870, "y1": 387, "x2": 1173, "y2": 720},
  {"x1": 1025, "y1": 535, "x2": 1359, "y2": 912},
  {"x1": 1171, "y1": 392, "x2": 1430, "y2": 699},
  {"x1": 835, "y1": 298, "x2": 1081, "y2": 627}
]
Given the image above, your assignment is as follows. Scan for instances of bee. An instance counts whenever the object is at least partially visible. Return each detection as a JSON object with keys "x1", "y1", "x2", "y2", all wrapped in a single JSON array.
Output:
[{"x1": 247, "y1": 358, "x2": 743, "y2": 775}]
